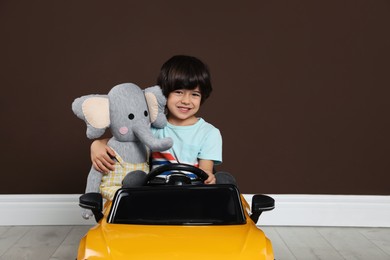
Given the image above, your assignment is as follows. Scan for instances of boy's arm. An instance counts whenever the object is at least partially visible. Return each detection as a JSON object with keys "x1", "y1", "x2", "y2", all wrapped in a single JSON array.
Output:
[
  {"x1": 198, "y1": 159, "x2": 216, "y2": 184},
  {"x1": 91, "y1": 138, "x2": 116, "y2": 173}
]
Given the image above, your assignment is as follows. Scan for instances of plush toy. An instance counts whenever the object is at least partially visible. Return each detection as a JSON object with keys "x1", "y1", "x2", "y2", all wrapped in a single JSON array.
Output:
[{"x1": 72, "y1": 83, "x2": 173, "y2": 219}]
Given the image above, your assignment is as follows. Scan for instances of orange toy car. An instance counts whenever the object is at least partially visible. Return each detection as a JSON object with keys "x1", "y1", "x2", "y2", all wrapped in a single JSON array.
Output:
[{"x1": 77, "y1": 163, "x2": 275, "y2": 259}]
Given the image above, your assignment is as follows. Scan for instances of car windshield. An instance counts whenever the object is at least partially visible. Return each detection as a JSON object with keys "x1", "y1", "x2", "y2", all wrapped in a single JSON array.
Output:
[{"x1": 108, "y1": 185, "x2": 246, "y2": 225}]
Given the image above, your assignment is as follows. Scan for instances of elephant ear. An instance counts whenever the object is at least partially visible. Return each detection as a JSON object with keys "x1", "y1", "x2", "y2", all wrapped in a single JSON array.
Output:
[
  {"x1": 72, "y1": 95, "x2": 110, "y2": 139},
  {"x1": 144, "y1": 85, "x2": 168, "y2": 128}
]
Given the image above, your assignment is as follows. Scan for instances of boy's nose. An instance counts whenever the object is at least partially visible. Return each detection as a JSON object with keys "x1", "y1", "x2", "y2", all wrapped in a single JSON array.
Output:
[{"x1": 181, "y1": 94, "x2": 190, "y2": 104}]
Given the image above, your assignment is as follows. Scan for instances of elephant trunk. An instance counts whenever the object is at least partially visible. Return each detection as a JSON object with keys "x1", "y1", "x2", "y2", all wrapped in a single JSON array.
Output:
[{"x1": 133, "y1": 124, "x2": 173, "y2": 152}]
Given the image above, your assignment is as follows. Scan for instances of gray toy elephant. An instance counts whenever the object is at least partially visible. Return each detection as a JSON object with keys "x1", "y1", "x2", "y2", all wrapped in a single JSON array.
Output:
[{"x1": 72, "y1": 83, "x2": 173, "y2": 219}]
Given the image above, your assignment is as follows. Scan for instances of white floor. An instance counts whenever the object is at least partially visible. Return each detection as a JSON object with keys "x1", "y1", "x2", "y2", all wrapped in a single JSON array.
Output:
[
  {"x1": 0, "y1": 225, "x2": 389, "y2": 260},
  {"x1": 262, "y1": 226, "x2": 390, "y2": 260}
]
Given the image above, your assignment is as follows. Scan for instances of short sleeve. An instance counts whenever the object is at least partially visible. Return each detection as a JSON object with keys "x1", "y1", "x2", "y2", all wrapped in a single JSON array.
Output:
[{"x1": 198, "y1": 128, "x2": 222, "y2": 165}]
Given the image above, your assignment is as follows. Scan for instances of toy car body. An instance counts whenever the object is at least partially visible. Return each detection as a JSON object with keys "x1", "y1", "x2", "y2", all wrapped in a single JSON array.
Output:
[{"x1": 77, "y1": 164, "x2": 275, "y2": 259}]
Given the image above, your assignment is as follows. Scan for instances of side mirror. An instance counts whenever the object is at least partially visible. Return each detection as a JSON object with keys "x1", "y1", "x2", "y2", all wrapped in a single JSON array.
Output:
[
  {"x1": 79, "y1": 193, "x2": 104, "y2": 222},
  {"x1": 250, "y1": 194, "x2": 275, "y2": 223}
]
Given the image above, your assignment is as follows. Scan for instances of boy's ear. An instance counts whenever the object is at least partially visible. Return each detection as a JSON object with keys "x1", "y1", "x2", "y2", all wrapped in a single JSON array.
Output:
[{"x1": 144, "y1": 85, "x2": 168, "y2": 128}]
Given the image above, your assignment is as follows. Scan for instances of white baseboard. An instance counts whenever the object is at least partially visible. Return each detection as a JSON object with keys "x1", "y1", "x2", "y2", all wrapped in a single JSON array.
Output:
[
  {"x1": 0, "y1": 194, "x2": 95, "y2": 226},
  {"x1": 244, "y1": 194, "x2": 390, "y2": 227},
  {"x1": 0, "y1": 194, "x2": 389, "y2": 227}
]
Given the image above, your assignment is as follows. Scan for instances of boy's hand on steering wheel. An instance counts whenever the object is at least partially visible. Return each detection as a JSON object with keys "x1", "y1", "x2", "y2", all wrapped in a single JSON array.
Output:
[
  {"x1": 204, "y1": 173, "x2": 216, "y2": 184},
  {"x1": 198, "y1": 159, "x2": 216, "y2": 184}
]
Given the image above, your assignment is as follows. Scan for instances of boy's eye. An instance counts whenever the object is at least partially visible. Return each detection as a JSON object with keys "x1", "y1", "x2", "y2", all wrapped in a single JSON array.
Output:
[
  {"x1": 192, "y1": 92, "x2": 201, "y2": 97},
  {"x1": 174, "y1": 90, "x2": 183, "y2": 95}
]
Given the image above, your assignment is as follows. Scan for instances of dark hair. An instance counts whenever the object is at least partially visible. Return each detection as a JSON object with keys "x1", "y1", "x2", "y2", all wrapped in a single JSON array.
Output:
[{"x1": 157, "y1": 55, "x2": 212, "y2": 104}]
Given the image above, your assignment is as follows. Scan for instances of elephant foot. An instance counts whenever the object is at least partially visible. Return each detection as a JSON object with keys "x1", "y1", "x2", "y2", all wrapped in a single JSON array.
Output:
[
  {"x1": 215, "y1": 171, "x2": 237, "y2": 186},
  {"x1": 81, "y1": 208, "x2": 93, "y2": 220},
  {"x1": 122, "y1": 170, "x2": 147, "y2": 188}
]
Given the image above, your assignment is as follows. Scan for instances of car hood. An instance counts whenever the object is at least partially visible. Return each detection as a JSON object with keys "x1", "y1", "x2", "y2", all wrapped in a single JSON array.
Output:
[{"x1": 87, "y1": 222, "x2": 271, "y2": 259}]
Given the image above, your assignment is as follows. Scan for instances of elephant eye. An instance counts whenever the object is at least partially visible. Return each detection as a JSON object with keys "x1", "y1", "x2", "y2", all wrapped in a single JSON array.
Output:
[
  {"x1": 144, "y1": 110, "x2": 148, "y2": 117},
  {"x1": 128, "y1": 113, "x2": 135, "y2": 120}
]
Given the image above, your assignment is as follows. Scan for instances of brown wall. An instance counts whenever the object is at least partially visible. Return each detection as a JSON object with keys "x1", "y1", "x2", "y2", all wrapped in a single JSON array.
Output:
[{"x1": 0, "y1": 1, "x2": 389, "y2": 195}]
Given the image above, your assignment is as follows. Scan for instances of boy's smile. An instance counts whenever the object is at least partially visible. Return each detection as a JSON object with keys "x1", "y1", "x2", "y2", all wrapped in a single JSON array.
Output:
[{"x1": 167, "y1": 87, "x2": 202, "y2": 126}]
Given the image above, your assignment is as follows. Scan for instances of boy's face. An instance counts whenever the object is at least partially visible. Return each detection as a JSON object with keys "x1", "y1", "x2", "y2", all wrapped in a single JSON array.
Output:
[{"x1": 166, "y1": 86, "x2": 201, "y2": 126}]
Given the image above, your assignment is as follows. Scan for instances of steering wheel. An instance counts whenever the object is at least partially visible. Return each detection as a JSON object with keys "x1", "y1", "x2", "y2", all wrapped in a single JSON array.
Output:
[{"x1": 145, "y1": 163, "x2": 209, "y2": 186}]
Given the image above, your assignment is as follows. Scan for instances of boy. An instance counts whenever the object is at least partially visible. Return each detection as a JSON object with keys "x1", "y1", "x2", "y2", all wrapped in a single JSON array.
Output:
[{"x1": 91, "y1": 55, "x2": 235, "y2": 185}]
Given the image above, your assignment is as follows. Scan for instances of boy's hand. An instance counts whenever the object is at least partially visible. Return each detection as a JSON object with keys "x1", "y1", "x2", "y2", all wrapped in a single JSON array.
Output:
[
  {"x1": 198, "y1": 159, "x2": 216, "y2": 184},
  {"x1": 204, "y1": 174, "x2": 216, "y2": 184},
  {"x1": 91, "y1": 139, "x2": 116, "y2": 173}
]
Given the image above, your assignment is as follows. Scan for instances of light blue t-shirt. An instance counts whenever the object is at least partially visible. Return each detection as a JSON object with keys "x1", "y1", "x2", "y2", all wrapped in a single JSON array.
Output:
[{"x1": 151, "y1": 118, "x2": 222, "y2": 178}]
